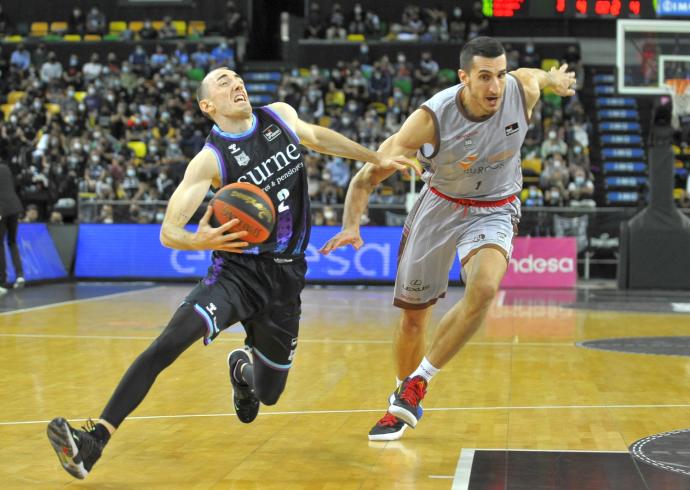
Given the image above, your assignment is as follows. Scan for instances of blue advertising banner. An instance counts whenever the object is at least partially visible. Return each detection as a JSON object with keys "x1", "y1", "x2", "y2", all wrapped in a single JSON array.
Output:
[
  {"x1": 75, "y1": 224, "x2": 459, "y2": 281},
  {"x1": 656, "y1": 0, "x2": 690, "y2": 16},
  {"x1": 4, "y1": 223, "x2": 67, "y2": 282},
  {"x1": 74, "y1": 225, "x2": 576, "y2": 288}
]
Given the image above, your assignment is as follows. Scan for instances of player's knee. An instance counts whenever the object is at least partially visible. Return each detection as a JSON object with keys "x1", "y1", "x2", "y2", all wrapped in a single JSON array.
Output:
[
  {"x1": 468, "y1": 279, "x2": 499, "y2": 309},
  {"x1": 399, "y1": 315, "x2": 426, "y2": 338}
]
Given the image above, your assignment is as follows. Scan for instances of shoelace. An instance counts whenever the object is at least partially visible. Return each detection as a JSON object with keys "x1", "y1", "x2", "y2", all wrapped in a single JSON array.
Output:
[
  {"x1": 377, "y1": 413, "x2": 401, "y2": 427},
  {"x1": 399, "y1": 377, "x2": 426, "y2": 407},
  {"x1": 81, "y1": 418, "x2": 97, "y2": 433}
]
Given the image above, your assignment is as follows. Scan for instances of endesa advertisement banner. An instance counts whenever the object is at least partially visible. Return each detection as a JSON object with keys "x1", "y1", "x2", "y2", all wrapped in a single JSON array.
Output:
[
  {"x1": 4, "y1": 224, "x2": 67, "y2": 283},
  {"x1": 75, "y1": 225, "x2": 576, "y2": 288}
]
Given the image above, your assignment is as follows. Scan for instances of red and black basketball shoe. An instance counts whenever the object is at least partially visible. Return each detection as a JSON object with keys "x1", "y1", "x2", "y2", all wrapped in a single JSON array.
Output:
[{"x1": 388, "y1": 376, "x2": 427, "y2": 427}]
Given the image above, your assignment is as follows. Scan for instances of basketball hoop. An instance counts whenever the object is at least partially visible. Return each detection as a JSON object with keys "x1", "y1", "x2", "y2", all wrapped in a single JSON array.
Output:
[{"x1": 665, "y1": 78, "x2": 690, "y2": 131}]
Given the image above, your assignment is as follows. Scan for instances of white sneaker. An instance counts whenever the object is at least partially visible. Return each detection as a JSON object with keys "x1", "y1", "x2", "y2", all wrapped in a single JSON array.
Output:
[
  {"x1": 0, "y1": 286, "x2": 7, "y2": 297},
  {"x1": 13, "y1": 277, "x2": 24, "y2": 289}
]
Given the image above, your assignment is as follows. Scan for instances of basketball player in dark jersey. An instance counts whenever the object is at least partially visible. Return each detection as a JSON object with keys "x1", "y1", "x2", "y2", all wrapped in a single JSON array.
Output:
[{"x1": 46, "y1": 67, "x2": 417, "y2": 480}]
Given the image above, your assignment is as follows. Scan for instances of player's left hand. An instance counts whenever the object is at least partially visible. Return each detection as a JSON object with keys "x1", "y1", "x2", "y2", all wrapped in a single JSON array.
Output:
[
  {"x1": 374, "y1": 154, "x2": 422, "y2": 177},
  {"x1": 549, "y1": 63, "x2": 577, "y2": 97}
]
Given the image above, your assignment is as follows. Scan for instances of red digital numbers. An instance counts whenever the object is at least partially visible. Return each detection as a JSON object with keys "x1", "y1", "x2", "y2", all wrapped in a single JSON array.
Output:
[
  {"x1": 559, "y1": 0, "x2": 640, "y2": 17},
  {"x1": 491, "y1": 0, "x2": 526, "y2": 17}
]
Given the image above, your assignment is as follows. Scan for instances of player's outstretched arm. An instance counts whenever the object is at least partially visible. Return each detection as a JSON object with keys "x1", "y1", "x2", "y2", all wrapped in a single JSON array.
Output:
[
  {"x1": 268, "y1": 101, "x2": 421, "y2": 175},
  {"x1": 511, "y1": 63, "x2": 577, "y2": 118},
  {"x1": 160, "y1": 149, "x2": 249, "y2": 252},
  {"x1": 319, "y1": 108, "x2": 435, "y2": 255}
]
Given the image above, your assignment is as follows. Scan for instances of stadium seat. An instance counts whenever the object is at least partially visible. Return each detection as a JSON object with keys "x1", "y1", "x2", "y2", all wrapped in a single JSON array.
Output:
[
  {"x1": 438, "y1": 68, "x2": 457, "y2": 85},
  {"x1": 1, "y1": 103, "x2": 13, "y2": 120},
  {"x1": 4, "y1": 35, "x2": 23, "y2": 42},
  {"x1": 74, "y1": 91, "x2": 86, "y2": 102},
  {"x1": 8, "y1": 91, "x2": 25, "y2": 104},
  {"x1": 83, "y1": 34, "x2": 101, "y2": 41},
  {"x1": 103, "y1": 33, "x2": 121, "y2": 41},
  {"x1": 129, "y1": 21, "x2": 144, "y2": 33},
  {"x1": 152, "y1": 20, "x2": 164, "y2": 31},
  {"x1": 186, "y1": 67, "x2": 205, "y2": 81},
  {"x1": 50, "y1": 21, "x2": 67, "y2": 34},
  {"x1": 63, "y1": 34, "x2": 81, "y2": 41},
  {"x1": 44, "y1": 103, "x2": 60, "y2": 114},
  {"x1": 109, "y1": 21, "x2": 127, "y2": 34},
  {"x1": 346, "y1": 33, "x2": 365, "y2": 42},
  {"x1": 521, "y1": 158, "x2": 542, "y2": 175},
  {"x1": 187, "y1": 20, "x2": 206, "y2": 36},
  {"x1": 673, "y1": 188, "x2": 685, "y2": 200},
  {"x1": 127, "y1": 141, "x2": 147, "y2": 158},
  {"x1": 172, "y1": 20, "x2": 187, "y2": 36},
  {"x1": 30, "y1": 22, "x2": 48, "y2": 37}
]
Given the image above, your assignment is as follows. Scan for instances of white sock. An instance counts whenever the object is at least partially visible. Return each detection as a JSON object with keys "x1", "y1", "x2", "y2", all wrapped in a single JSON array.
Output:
[{"x1": 410, "y1": 357, "x2": 440, "y2": 383}]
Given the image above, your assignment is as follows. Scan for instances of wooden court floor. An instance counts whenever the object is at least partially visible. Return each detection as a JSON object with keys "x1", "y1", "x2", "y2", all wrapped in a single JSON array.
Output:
[{"x1": 1, "y1": 283, "x2": 690, "y2": 488}]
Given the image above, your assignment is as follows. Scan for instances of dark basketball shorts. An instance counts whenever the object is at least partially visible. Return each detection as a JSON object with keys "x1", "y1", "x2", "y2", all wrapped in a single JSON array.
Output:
[{"x1": 183, "y1": 253, "x2": 307, "y2": 371}]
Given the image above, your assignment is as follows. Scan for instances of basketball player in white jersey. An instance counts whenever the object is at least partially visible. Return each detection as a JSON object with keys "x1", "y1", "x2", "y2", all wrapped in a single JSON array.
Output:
[{"x1": 321, "y1": 37, "x2": 576, "y2": 440}]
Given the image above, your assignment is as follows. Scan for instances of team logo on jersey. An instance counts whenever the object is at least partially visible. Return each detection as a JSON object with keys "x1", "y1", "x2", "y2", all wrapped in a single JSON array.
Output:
[
  {"x1": 505, "y1": 122, "x2": 519, "y2": 136},
  {"x1": 463, "y1": 138, "x2": 475, "y2": 149},
  {"x1": 262, "y1": 124, "x2": 282, "y2": 142},
  {"x1": 233, "y1": 151, "x2": 251, "y2": 166},
  {"x1": 458, "y1": 153, "x2": 478, "y2": 170}
]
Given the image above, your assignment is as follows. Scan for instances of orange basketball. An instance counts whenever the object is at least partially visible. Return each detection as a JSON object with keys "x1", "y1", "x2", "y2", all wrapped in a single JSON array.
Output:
[{"x1": 210, "y1": 182, "x2": 276, "y2": 244}]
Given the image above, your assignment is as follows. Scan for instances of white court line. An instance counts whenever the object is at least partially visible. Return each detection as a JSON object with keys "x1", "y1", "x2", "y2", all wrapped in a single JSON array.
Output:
[
  {"x1": 0, "y1": 286, "x2": 165, "y2": 316},
  {"x1": 452, "y1": 449, "x2": 475, "y2": 490},
  {"x1": 0, "y1": 332, "x2": 573, "y2": 347},
  {"x1": 449, "y1": 447, "x2": 631, "y2": 489},
  {"x1": 3, "y1": 403, "x2": 690, "y2": 427}
]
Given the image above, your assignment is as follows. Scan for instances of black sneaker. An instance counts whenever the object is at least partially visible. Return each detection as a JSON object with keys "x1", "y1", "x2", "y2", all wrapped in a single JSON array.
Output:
[
  {"x1": 368, "y1": 412, "x2": 408, "y2": 441},
  {"x1": 228, "y1": 349, "x2": 259, "y2": 424},
  {"x1": 388, "y1": 376, "x2": 427, "y2": 428},
  {"x1": 46, "y1": 418, "x2": 103, "y2": 479}
]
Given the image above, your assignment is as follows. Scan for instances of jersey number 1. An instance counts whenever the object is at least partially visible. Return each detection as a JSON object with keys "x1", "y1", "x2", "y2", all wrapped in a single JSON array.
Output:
[{"x1": 475, "y1": 181, "x2": 482, "y2": 190}]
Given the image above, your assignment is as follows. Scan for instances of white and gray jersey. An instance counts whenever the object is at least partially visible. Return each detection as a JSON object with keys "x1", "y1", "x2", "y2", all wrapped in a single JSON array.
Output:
[{"x1": 417, "y1": 74, "x2": 529, "y2": 201}]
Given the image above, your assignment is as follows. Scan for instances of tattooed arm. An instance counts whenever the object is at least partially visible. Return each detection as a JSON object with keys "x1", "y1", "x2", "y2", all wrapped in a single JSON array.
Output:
[{"x1": 160, "y1": 149, "x2": 249, "y2": 252}]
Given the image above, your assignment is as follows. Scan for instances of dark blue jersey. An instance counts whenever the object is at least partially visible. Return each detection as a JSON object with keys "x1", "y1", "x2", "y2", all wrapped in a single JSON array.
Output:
[{"x1": 203, "y1": 106, "x2": 310, "y2": 259}]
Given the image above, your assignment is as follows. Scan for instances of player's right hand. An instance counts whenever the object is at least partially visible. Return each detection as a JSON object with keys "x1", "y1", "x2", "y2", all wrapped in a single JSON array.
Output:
[
  {"x1": 319, "y1": 227, "x2": 363, "y2": 255},
  {"x1": 195, "y1": 205, "x2": 249, "y2": 253}
]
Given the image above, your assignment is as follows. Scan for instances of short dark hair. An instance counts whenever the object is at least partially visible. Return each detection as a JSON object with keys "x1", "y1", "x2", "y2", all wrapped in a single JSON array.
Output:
[{"x1": 459, "y1": 37, "x2": 506, "y2": 72}]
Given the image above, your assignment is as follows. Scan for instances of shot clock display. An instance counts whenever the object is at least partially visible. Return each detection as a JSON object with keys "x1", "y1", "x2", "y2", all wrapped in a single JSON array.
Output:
[{"x1": 482, "y1": 0, "x2": 656, "y2": 18}]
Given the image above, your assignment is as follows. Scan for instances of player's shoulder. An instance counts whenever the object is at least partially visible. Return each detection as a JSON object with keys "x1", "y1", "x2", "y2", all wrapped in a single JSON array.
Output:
[
  {"x1": 265, "y1": 101, "x2": 297, "y2": 121},
  {"x1": 423, "y1": 84, "x2": 461, "y2": 111}
]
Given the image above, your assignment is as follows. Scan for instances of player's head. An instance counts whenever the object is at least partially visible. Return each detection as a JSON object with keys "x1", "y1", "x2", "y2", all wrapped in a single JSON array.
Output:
[
  {"x1": 197, "y1": 67, "x2": 252, "y2": 121},
  {"x1": 458, "y1": 37, "x2": 507, "y2": 117}
]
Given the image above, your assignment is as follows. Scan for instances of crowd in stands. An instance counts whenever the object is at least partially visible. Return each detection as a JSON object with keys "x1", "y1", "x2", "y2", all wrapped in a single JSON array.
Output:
[
  {"x1": 0, "y1": 1, "x2": 601, "y2": 225},
  {"x1": 304, "y1": 2, "x2": 490, "y2": 42}
]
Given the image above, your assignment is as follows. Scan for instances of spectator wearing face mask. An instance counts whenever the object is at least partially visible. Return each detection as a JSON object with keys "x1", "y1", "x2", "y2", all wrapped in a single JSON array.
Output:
[
  {"x1": 567, "y1": 168, "x2": 595, "y2": 207},
  {"x1": 83, "y1": 53, "x2": 104, "y2": 81},
  {"x1": 540, "y1": 154, "x2": 570, "y2": 192},
  {"x1": 211, "y1": 40, "x2": 235, "y2": 69},
  {"x1": 139, "y1": 19, "x2": 158, "y2": 40},
  {"x1": 521, "y1": 43, "x2": 541, "y2": 68},
  {"x1": 85, "y1": 6, "x2": 107, "y2": 35},
  {"x1": 545, "y1": 186, "x2": 566, "y2": 207},
  {"x1": 541, "y1": 129, "x2": 568, "y2": 159},
  {"x1": 521, "y1": 185, "x2": 544, "y2": 207}
]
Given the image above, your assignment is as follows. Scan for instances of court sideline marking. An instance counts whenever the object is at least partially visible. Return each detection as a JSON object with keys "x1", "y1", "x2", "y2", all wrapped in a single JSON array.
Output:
[
  {"x1": 0, "y1": 332, "x2": 574, "y2": 347},
  {"x1": 2, "y1": 403, "x2": 690, "y2": 427},
  {"x1": 0, "y1": 285, "x2": 166, "y2": 316}
]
